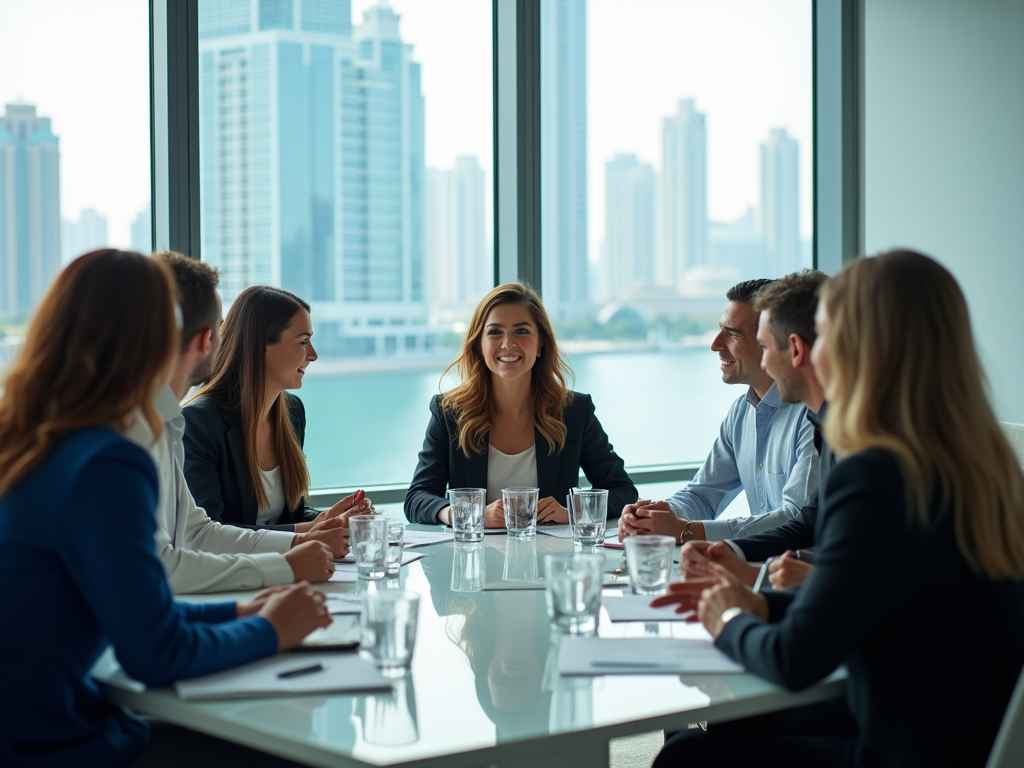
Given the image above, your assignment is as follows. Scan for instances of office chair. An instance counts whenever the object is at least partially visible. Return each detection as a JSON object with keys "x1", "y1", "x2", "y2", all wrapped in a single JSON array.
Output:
[
  {"x1": 986, "y1": 665, "x2": 1024, "y2": 768},
  {"x1": 999, "y1": 422, "x2": 1024, "y2": 467}
]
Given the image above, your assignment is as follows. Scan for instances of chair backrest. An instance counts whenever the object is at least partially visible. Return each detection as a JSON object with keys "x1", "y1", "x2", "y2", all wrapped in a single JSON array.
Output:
[
  {"x1": 986, "y1": 664, "x2": 1024, "y2": 768},
  {"x1": 999, "y1": 422, "x2": 1024, "y2": 468}
]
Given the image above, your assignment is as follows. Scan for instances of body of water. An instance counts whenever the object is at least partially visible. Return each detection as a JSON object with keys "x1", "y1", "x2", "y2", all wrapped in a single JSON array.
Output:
[{"x1": 299, "y1": 348, "x2": 740, "y2": 490}]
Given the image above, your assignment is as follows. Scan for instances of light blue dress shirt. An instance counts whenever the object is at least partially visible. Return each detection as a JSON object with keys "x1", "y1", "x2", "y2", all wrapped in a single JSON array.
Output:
[{"x1": 665, "y1": 383, "x2": 819, "y2": 540}]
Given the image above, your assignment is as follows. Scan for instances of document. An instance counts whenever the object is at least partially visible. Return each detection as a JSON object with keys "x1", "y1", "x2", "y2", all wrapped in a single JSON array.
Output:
[
  {"x1": 537, "y1": 524, "x2": 617, "y2": 540},
  {"x1": 174, "y1": 652, "x2": 392, "y2": 700},
  {"x1": 403, "y1": 529, "x2": 455, "y2": 548},
  {"x1": 556, "y1": 637, "x2": 745, "y2": 676},
  {"x1": 325, "y1": 593, "x2": 363, "y2": 615},
  {"x1": 330, "y1": 552, "x2": 424, "y2": 582},
  {"x1": 603, "y1": 594, "x2": 694, "y2": 622}
]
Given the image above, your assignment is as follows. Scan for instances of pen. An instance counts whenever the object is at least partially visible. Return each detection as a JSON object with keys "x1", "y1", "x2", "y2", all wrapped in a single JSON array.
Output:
[
  {"x1": 276, "y1": 663, "x2": 324, "y2": 679},
  {"x1": 753, "y1": 557, "x2": 775, "y2": 593}
]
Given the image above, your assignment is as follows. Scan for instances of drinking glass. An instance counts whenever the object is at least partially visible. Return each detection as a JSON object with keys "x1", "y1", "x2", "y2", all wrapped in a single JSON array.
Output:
[
  {"x1": 362, "y1": 674, "x2": 419, "y2": 745},
  {"x1": 448, "y1": 487, "x2": 486, "y2": 542},
  {"x1": 350, "y1": 515, "x2": 388, "y2": 580},
  {"x1": 544, "y1": 553, "x2": 603, "y2": 634},
  {"x1": 450, "y1": 542, "x2": 484, "y2": 592},
  {"x1": 624, "y1": 535, "x2": 676, "y2": 595},
  {"x1": 568, "y1": 488, "x2": 609, "y2": 546},
  {"x1": 502, "y1": 537, "x2": 539, "y2": 581},
  {"x1": 386, "y1": 522, "x2": 405, "y2": 575},
  {"x1": 502, "y1": 486, "x2": 539, "y2": 539},
  {"x1": 360, "y1": 590, "x2": 420, "y2": 677}
]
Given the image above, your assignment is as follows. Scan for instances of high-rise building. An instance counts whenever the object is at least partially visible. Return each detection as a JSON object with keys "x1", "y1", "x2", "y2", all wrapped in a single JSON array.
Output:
[
  {"x1": 709, "y1": 208, "x2": 765, "y2": 280},
  {"x1": 198, "y1": 0, "x2": 427, "y2": 357},
  {"x1": 541, "y1": 0, "x2": 589, "y2": 320},
  {"x1": 426, "y1": 156, "x2": 488, "y2": 314},
  {"x1": 604, "y1": 153, "x2": 654, "y2": 300},
  {"x1": 131, "y1": 201, "x2": 152, "y2": 254},
  {"x1": 659, "y1": 98, "x2": 707, "y2": 287},
  {"x1": 0, "y1": 103, "x2": 61, "y2": 319},
  {"x1": 760, "y1": 128, "x2": 800, "y2": 276},
  {"x1": 61, "y1": 208, "x2": 108, "y2": 264}
]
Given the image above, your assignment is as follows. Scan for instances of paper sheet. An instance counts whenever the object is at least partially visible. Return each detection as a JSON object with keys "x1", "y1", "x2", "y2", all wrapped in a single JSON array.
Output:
[
  {"x1": 330, "y1": 552, "x2": 423, "y2": 582},
  {"x1": 556, "y1": 636, "x2": 745, "y2": 675},
  {"x1": 174, "y1": 652, "x2": 391, "y2": 700},
  {"x1": 403, "y1": 529, "x2": 455, "y2": 548},
  {"x1": 603, "y1": 594, "x2": 694, "y2": 622},
  {"x1": 536, "y1": 524, "x2": 616, "y2": 540}
]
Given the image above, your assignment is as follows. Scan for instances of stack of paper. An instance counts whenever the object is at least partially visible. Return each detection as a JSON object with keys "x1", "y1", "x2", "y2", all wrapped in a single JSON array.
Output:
[
  {"x1": 403, "y1": 529, "x2": 455, "y2": 548},
  {"x1": 556, "y1": 637, "x2": 745, "y2": 676},
  {"x1": 330, "y1": 552, "x2": 424, "y2": 583},
  {"x1": 602, "y1": 594, "x2": 693, "y2": 622}
]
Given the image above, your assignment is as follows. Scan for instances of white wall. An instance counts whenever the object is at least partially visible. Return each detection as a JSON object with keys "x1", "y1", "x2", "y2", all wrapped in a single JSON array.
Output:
[{"x1": 862, "y1": 0, "x2": 1024, "y2": 422}]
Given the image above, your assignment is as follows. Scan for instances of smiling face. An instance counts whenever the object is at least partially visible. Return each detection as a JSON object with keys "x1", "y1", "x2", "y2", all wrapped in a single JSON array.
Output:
[
  {"x1": 480, "y1": 302, "x2": 542, "y2": 384},
  {"x1": 265, "y1": 308, "x2": 317, "y2": 393},
  {"x1": 709, "y1": 300, "x2": 769, "y2": 388},
  {"x1": 756, "y1": 309, "x2": 803, "y2": 404}
]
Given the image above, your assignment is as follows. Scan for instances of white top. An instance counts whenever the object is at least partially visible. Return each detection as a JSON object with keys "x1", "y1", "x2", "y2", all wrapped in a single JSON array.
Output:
[
  {"x1": 256, "y1": 465, "x2": 286, "y2": 526},
  {"x1": 486, "y1": 443, "x2": 538, "y2": 504}
]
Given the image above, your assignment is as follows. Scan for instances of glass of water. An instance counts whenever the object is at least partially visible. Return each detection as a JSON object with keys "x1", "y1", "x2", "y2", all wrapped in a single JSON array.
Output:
[
  {"x1": 386, "y1": 521, "x2": 405, "y2": 575},
  {"x1": 350, "y1": 515, "x2": 388, "y2": 580},
  {"x1": 450, "y1": 542, "x2": 484, "y2": 592},
  {"x1": 544, "y1": 553, "x2": 603, "y2": 634},
  {"x1": 624, "y1": 535, "x2": 675, "y2": 595},
  {"x1": 502, "y1": 486, "x2": 539, "y2": 539},
  {"x1": 568, "y1": 488, "x2": 609, "y2": 546},
  {"x1": 448, "y1": 487, "x2": 486, "y2": 542},
  {"x1": 360, "y1": 590, "x2": 420, "y2": 677}
]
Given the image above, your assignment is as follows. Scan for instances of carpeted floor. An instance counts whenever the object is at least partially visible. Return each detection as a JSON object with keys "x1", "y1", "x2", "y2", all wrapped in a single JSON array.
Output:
[{"x1": 609, "y1": 730, "x2": 664, "y2": 768}]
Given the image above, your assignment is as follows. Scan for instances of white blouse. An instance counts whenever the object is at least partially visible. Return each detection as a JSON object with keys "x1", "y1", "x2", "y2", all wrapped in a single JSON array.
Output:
[
  {"x1": 255, "y1": 465, "x2": 286, "y2": 525},
  {"x1": 486, "y1": 443, "x2": 538, "y2": 504}
]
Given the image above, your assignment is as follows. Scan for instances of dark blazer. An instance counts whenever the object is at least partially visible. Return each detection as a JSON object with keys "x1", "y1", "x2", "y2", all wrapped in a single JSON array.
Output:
[
  {"x1": 182, "y1": 393, "x2": 318, "y2": 532},
  {"x1": 717, "y1": 449, "x2": 1024, "y2": 767},
  {"x1": 404, "y1": 392, "x2": 637, "y2": 524}
]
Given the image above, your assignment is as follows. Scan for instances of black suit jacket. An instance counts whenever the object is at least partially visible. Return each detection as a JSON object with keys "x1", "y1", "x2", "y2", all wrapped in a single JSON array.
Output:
[
  {"x1": 182, "y1": 393, "x2": 317, "y2": 531},
  {"x1": 717, "y1": 448, "x2": 1024, "y2": 767},
  {"x1": 404, "y1": 392, "x2": 637, "y2": 524}
]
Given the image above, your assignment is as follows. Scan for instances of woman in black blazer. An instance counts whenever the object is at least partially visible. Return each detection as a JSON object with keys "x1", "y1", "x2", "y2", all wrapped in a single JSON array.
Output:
[
  {"x1": 405, "y1": 282, "x2": 636, "y2": 526},
  {"x1": 183, "y1": 285, "x2": 371, "y2": 534},
  {"x1": 652, "y1": 251, "x2": 1024, "y2": 768}
]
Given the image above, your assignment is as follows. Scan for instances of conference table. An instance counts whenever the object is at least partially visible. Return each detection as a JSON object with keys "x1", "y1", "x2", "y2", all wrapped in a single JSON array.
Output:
[{"x1": 99, "y1": 524, "x2": 846, "y2": 768}]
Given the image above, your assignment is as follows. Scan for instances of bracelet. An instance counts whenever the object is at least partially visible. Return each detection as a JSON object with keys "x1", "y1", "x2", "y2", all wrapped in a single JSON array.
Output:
[{"x1": 678, "y1": 519, "x2": 694, "y2": 545}]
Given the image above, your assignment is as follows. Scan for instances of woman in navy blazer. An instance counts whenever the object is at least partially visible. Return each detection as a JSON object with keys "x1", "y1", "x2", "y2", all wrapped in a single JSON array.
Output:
[
  {"x1": 406, "y1": 282, "x2": 636, "y2": 526},
  {"x1": 183, "y1": 286, "x2": 372, "y2": 534}
]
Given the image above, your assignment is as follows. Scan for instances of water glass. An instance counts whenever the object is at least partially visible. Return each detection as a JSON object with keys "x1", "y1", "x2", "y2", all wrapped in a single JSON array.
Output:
[
  {"x1": 544, "y1": 553, "x2": 603, "y2": 634},
  {"x1": 502, "y1": 537, "x2": 539, "y2": 581},
  {"x1": 450, "y1": 542, "x2": 484, "y2": 592},
  {"x1": 624, "y1": 535, "x2": 676, "y2": 595},
  {"x1": 362, "y1": 674, "x2": 419, "y2": 745},
  {"x1": 568, "y1": 488, "x2": 609, "y2": 546},
  {"x1": 448, "y1": 487, "x2": 486, "y2": 542},
  {"x1": 360, "y1": 590, "x2": 420, "y2": 677},
  {"x1": 386, "y1": 522, "x2": 405, "y2": 575},
  {"x1": 350, "y1": 515, "x2": 388, "y2": 580},
  {"x1": 503, "y1": 486, "x2": 539, "y2": 539}
]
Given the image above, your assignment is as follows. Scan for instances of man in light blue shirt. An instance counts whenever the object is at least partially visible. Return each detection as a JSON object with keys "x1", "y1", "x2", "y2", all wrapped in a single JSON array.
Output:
[{"x1": 618, "y1": 279, "x2": 819, "y2": 542}]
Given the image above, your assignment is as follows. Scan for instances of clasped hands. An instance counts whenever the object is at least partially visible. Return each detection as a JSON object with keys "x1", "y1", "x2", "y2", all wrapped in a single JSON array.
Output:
[
  {"x1": 650, "y1": 564, "x2": 770, "y2": 639},
  {"x1": 617, "y1": 500, "x2": 706, "y2": 541},
  {"x1": 483, "y1": 496, "x2": 568, "y2": 527}
]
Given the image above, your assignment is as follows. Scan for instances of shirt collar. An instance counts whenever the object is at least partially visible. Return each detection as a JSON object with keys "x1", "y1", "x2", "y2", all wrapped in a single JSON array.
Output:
[
  {"x1": 119, "y1": 384, "x2": 182, "y2": 453},
  {"x1": 746, "y1": 381, "x2": 781, "y2": 409},
  {"x1": 155, "y1": 383, "x2": 183, "y2": 422}
]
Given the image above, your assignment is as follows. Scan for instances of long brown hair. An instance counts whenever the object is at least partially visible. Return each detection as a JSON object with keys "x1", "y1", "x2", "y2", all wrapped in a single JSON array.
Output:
[
  {"x1": 441, "y1": 283, "x2": 573, "y2": 456},
  {"x1": 190, "y1": 285, "x2": 310, "y2": 511},
  {"x1": 0, "y1": 250, "x2": 179, "y2": 497},
  {"x1": 822, "y1": 249, "x2": 1024, "y2": 579}
]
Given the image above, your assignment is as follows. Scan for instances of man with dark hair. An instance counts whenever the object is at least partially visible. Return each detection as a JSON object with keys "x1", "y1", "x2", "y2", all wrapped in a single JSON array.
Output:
[
  {"x1": 618, "y1": 277, "x2": 819, "y2": 543},
  {"x1": 123, "y1": 251, "x2": 357, "y2": 593}
]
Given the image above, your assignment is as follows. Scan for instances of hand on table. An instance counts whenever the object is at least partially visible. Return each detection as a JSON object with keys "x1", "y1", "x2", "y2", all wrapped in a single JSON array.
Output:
[
  {"x1": 484, "y1": 499, "x2": 505, "y2": 528},
  {"x1": 258, "y1": 582, "x2": 332, "y2": 651},
  {"x1": 282, "y1": 540, "x2": 336, "y2": 583},
  {"x1": 537, "y1": 497, "x2": 568, "y2": 524},
  {"x1": 768, "y1": 550, "x2": 814, "y2": 590},
  {"x1": 680, "y1": 541, "x2": 760, "y2": 585},
  {"x1": 236, "y1": 585, "x2": 292, "y2": 617},
  {"x1": 697, "y1": 565, "x2": 769, "y2": 639},
  {"x1": 292, "y1": 517, "x2": 350, "y2": 558}
]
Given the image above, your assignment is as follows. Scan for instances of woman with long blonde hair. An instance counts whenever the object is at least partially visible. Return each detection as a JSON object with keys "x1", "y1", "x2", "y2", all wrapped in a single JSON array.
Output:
[
  {"x1": 405, "y1": 282, "x2": 636, "y2": 526},
  {"x1": 0, "y1": 251, "x2": 328, "y2": 768},
  {"x1": 653, "y1": 250, "x2": 1024, "y2": 767}
]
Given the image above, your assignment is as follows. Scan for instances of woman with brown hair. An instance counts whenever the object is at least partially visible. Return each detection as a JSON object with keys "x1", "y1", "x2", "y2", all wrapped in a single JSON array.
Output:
[
  {"x1": 0, "y1": 251, "x2": 329, "y2": 768},
  {"x1": 183, "y1": 285, "x2": 371, "y2": 532},
  {"x1": 652, "y1": 250, "x2": 1024, "y2": 767},
  {"x1": 405, "y1": 282, "x2": 636, "y2": 526}
]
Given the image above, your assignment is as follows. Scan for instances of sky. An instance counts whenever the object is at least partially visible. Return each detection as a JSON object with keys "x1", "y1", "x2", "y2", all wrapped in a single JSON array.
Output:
[{"x1": 0, "y1": 0, "x2": 810, "y2": 255}]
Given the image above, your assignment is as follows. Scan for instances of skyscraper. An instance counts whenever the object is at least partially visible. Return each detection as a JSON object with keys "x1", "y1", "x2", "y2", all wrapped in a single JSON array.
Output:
[
  {"x1": 0, "y1": 103, "x2": 61, "y2": 319},
  {"x1": 604, "y1": 153, "x2": 654, "y2": 299},
  {"x1": 131, "y1": 201, "x2": 152, "y2": 254},
  {"x1": 759, "y1": 128, "x2": 800, "y2": 276},
  {"x1": 198, "y1": 0, "x2": 426, "y2": 357},
  {"x1": 541, "y1": 0, "x2": 589, "y2": 320},
  {"x1": 61, "y1": 208, "x2": 108, "y2": 264},
  {"x1": 426, "y1": 156, "x2": 488, "y2": 313},
  {"x1": 660, "y1": 98, "x2": 707, "y2": 288}
]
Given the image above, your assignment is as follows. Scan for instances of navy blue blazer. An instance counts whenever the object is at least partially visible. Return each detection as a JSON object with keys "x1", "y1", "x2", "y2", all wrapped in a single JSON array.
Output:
[
  {"x1": 404, "y1": 392, "x2": 637, "y2": 524},
  {"x1": 182, "y1": 393, "x2": 317, "y2": 532}
]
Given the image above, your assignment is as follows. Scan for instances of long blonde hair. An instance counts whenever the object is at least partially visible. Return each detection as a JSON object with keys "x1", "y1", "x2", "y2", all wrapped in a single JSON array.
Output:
[
  {"x1": 190, "y1": 286, "x2": 310, "y2": 511},
  {"x1": 0, "y1": 250, "x2": 179, "y2": 497},
  {"x1": 822, "y1": 249, "x2": 1024, "y2": 578},
  {"x1": 441, "y1": 283, "x2": 573, "y2": 456}
]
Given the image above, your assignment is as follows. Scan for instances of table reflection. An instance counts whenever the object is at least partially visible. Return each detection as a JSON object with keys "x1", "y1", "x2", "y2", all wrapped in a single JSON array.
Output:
[{"x1": 357, "y1": 674, "x2": 419, "y2": 746}]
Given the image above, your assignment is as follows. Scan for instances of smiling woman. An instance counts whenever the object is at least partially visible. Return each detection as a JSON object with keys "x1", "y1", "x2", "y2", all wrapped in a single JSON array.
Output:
[{"x1": 404, "y1": 282, "x2": 638, "y2": 527}]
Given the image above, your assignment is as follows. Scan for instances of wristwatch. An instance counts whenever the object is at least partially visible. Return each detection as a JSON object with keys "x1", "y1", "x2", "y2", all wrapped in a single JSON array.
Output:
[
  {"x1": 677, "y1": 520, "x2": 695, "y2": 545},
  {"x1": 720, "y1": 606, "x2": 746, "y2": 626}
]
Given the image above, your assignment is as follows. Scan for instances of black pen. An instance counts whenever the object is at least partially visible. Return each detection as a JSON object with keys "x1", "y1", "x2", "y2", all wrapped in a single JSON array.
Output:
[{"x1": 276, "y1": 663, "x2": 324, "y2": 679}]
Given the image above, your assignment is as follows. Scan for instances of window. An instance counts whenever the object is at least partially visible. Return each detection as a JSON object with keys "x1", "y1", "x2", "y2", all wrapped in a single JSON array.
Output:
[{"x1": 0, "y1": 0, "x2": 151, "y2": 377}]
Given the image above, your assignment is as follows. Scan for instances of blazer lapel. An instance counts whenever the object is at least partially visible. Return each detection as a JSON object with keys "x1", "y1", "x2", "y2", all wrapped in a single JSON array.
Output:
[
  {"x1": 534, "y1": 429, "x2": 559, "y2": 498},
  {"x1": 464, "y1": 443, "x2": 489, "y2": 491},
  {"x1": 224, "y1": 414, "x2": 258, "y2": 526}
]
